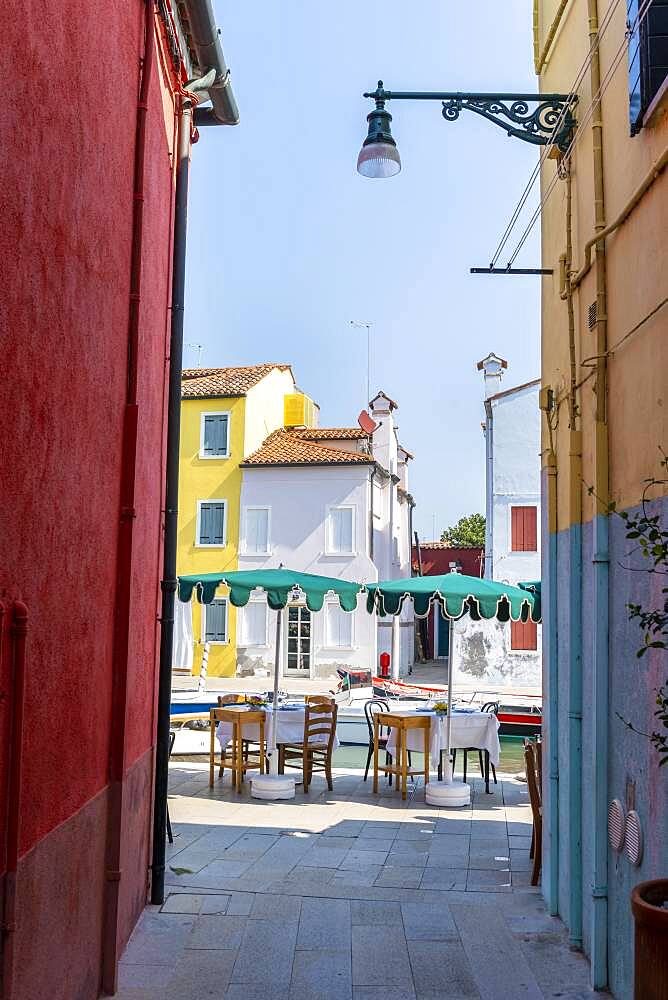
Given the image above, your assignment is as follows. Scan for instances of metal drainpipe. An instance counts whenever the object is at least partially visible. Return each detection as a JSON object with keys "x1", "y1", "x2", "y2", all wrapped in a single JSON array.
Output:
[
  {"x1": 484, "y1": 400, "x2": 493, "y2": 579},
  {"x1": 587, "y1": 0, "x2": 610, "y2": 986},
  {"x1": 563, "y1": 164, "x2": 584, "y2": 948},
  {"x1": 150, "y1": 92, "x2": 194, "y2": 906},
  {"x1": 102, "y1": 3, "x2": 154, "y2": 990},
  {"x1": 183, "y1": 0, "x2": 239, "y2": 126},
  {"x1": 545, "y1": 450, "x2": 560, "y2": 916}
]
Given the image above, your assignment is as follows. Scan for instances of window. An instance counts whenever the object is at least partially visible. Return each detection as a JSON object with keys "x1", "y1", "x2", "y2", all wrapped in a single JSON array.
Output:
[
  {"x1": 200, "y1": 412, "x2": 230, "y2": 458},
  {"x1": 203, "y1": 599, "x2": 228, "y2": 643},
  {"x1": 511, "y1": 619, "x2": 538, "y2": 651},
  {"x1": 196, "y1": 500, "x2": 226, "y2": 546},
  {"x1": 242, "y1": 507, "x2": 270, "y2": 554},
  {"x1": 628, "y1": 0, "x2": 668, "y2": 134},
  {"x1": 239, "y1": 600, "x2": 268, "y2": 646},
  {"x1": 511, "y1": 506, "x2": 537, "y2": 552},
  {"x1": 324, "y1": 602, "x2": 353, "y2": 648},
  {"x1": 327, "y1": 506, "x2": 354, "y2": 554}
]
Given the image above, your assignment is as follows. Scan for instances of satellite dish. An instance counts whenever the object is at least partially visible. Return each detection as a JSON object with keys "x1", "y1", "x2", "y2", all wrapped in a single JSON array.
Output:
[{"x1": 358, "y1": 410, "x2": 378, "y2": 434}]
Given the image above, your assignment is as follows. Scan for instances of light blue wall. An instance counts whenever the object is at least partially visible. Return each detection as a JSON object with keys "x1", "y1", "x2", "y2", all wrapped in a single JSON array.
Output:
[{"x1": 545, "y1": 496, "x2": 668, "y2": 998}]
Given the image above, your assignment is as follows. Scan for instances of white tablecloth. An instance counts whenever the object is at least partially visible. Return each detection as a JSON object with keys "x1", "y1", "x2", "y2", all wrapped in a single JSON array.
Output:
[
  {"x1": 384, "y1": 711, "x2": 500, "y2": 767},
  {"x1": 216, "y1": 705, "x2": 340, "y2": 752}
]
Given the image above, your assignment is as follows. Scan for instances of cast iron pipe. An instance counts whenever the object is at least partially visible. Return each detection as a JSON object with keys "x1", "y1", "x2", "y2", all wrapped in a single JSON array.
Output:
[
  {"x1": 151, "y1": 92, "x2": 193, "y2": 907},
  {"x1": 102, "y1": 3, "x2": 155, "y2": 991},
  {"x1": 181, "y1": 0, "x2": 239, "y2": 126}
]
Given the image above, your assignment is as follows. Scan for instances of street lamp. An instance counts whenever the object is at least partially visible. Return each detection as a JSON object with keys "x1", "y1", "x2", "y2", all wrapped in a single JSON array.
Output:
[{"x1": 357, "y1": 81, "x2": 578, "y2": 178}]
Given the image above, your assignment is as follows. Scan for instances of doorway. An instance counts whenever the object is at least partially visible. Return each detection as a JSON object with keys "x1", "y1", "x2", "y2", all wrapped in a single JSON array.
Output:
[{"x1": 285, "y1": 604, "x2": 311, "y2": 675}]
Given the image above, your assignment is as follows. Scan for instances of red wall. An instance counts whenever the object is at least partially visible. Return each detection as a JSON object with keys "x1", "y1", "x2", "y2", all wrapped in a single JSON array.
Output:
[
  {"x1": 0, "y1": 4, "x2": 180, "y2": 995},
  {"x1": 412, "y1": 545, "x2": 483, "y2": 657}
]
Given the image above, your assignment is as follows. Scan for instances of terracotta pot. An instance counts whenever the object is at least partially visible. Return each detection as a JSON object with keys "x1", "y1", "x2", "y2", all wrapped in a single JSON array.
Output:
[{"x1": 631, "y1": 879, "x2": 668, "y2": 1000}]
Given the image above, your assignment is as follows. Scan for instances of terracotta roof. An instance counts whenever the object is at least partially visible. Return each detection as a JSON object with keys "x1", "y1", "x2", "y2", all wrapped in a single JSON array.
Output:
[
  {"x1": 290, "y1": 427, "x2": 368, "y2": 441},
  {"x1": 417, "y1": 541, "x2": 450, "y2": 549},
  {"x1": 241, "y1": 429, "x2": 374, "y2": 467},
  {"x1": 181, "y1": 364, "x2": 293, "y2": 398}
]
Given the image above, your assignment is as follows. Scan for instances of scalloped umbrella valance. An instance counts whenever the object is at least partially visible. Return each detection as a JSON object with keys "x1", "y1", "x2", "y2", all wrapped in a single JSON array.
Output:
[
  {"x1": 178, "y1": 568, "x2": 364, "y2": 612},
  {"x1": 366, "y1": 572, "x2": 537, "y2": 622},
  {"x1": 518, "y1": 580, "x2": 542, "y2": 623}
]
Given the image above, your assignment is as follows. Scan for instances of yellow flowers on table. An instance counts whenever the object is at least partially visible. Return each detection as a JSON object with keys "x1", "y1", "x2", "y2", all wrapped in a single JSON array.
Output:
[{"x1": 433, "y1": 701, "x2": 448, "y2": 715}]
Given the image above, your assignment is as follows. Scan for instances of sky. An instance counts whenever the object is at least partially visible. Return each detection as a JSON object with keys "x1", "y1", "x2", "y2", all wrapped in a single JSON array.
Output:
[{"x1": 185, "y1": 1, "x2": 541, "y2": 540}]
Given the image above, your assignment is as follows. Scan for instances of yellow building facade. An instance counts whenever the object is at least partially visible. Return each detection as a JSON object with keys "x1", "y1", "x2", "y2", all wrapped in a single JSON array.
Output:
[
  {"x1": 534, "y1": 1, "x2": 667, "y2": 995},
  {"x1": 177, "y1": 364, "x2": 296, "y2": 676}
]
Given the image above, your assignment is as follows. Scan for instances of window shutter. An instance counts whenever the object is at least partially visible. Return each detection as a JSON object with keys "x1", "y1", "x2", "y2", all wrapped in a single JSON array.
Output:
[
  {"x1": 326, "y1": 603, "x2": 352, "y2": 647},
  {"x1": 199, "y1": 503, "x2": 225, "y2": 545},
  {"x1": 205, "y1": 600, "x2": 227, "y2": 642},
  {"x1": 241, "y1": 601, "x2": 266, "y2": 645},
  {"x1": 511, "y1": 506, "x2": 537, "y2": 552},
  {"x1": 511, "y1": 619, "x2": 538, "y2": 651},
  {"x1": 329, "y1": 508, "x2": 353, "y2": 553},
  {"x1": 246, "y1": 508, "x2": 269, "y2": 553},
  {"x1": 628, "y1": 0, "x2": 668, "y2": 134},
  {"x1": 203, "y1": 415, "x2": 229, "y2": 456}
]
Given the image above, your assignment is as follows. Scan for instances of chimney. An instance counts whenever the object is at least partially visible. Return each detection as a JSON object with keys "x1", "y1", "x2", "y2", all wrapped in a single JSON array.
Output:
[{"x1": 477, "y1": 352, "x2": 508, "y2": 399}]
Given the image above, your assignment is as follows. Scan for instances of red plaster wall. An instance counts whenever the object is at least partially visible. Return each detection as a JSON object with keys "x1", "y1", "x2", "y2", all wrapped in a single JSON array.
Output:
[
  {"x1": 411, "y1": 546, "x2": 483, "y2": 656},
  {"x1": 0, "y1": 2, "x2": 179, "y2": 995}
]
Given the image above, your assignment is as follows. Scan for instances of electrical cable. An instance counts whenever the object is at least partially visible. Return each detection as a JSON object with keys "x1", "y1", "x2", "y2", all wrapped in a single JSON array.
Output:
[
  {"x1": 503, "y1": 0, "x2": 652, "y2": 267},
  {"x1": 488, "y1": 0, "x2": 625, "y2": 268}
]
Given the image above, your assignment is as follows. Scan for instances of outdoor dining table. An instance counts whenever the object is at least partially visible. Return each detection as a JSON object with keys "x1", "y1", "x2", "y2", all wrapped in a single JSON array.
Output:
[
  {"x1": 216, "y1": 703, "x2": 341, "y2": 755},
  {"x1": 383, "y1": 708, "x2": 500, "y2": 793}
]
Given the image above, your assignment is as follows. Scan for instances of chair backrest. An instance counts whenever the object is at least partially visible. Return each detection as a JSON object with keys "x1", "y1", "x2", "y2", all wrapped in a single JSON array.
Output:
[
  {"x1": 304, "y1": 701, "x2": 337, "y2": 750},
  {"x1": 481, "y1": 701, "x2": 500, "y2": 715},
  {"x1": 305, "y1": 694, "x2": 334, "y2": 706},
  {"x1": 364, "y1": 699, "x2": 390, "y2": 739},
  {"x1": 534, "y1": 737, "x2": 543, "y2": 793},
  {"x1": 524, "y1": 740, "x2": 542, "y2": 818},
  {"x1": 218, "y1": 693, "x2": 240, "y2": 706}
]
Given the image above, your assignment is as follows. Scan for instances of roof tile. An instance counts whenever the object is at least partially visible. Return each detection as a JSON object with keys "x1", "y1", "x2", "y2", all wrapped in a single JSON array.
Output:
[
  {"x1": 181, "y1": 364, "x2": 292, "y2": 398},
  {"x1": 242, "y1": 429, "x2": 373, "y2": 467}
]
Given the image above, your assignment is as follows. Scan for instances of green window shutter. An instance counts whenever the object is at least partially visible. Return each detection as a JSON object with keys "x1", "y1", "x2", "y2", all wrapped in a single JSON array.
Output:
[
  {"x1": 203, "y1": 415, "x2": 229, "y2": 456},
  {"x1": 199, "y1": 503, "x2": 225, "y2": 544},
  {"x1": 205, "y1": 600, "x2": 227, "y2": 641}
]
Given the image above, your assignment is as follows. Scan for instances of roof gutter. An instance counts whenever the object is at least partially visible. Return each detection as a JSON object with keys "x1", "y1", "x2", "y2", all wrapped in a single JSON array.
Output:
[{"x1": 180, "y1": 0, "x2": 239, "y2": 126}]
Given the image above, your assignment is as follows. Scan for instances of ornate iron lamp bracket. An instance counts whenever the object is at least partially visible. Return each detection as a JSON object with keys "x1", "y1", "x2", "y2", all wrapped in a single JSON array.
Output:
[
  {"x1": 441, "y1": 95, "x2": 577, "y2": 152},
  {"x1": 363, "y1": 84, "x2": 578, "y2": 154}
]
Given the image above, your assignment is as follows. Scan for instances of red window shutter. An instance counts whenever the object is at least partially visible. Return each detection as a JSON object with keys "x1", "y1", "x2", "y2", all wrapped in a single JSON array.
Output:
[
  {"x1": 511, "y1": 506, "x2": 537, "y2": 552},
  {"x1": 511, "y1": 619, "x2": 538, "y2": 650}
]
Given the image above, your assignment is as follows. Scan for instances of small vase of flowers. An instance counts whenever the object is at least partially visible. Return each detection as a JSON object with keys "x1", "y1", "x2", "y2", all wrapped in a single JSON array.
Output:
[{"x1": 433, "y1": 701, "x2": 448, "y2": 716}]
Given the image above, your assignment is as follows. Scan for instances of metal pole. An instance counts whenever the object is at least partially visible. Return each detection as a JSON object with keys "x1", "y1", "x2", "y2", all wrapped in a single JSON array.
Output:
[
  {"x1": 444, "y1": 617, "x2": 454, "y2": 782},
  {"x1": 269, "y1": 608, "x2": 283, "y2": 773},
  {"x1": 151, "y1": 95, "x2": 192, "y2": 906}
]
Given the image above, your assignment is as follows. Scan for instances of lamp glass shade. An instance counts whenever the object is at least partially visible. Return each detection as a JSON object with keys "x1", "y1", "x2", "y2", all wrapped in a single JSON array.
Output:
[{"x1": 357, "y1": 141, "x2": 401, "y2": 178}]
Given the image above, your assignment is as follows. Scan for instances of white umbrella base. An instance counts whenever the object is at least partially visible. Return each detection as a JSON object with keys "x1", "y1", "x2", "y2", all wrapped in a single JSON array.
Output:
[
  {"x1": 251, "y1": 773, "x2": 296, "y2": 800},
  {"x1": 425, "y1": 779, "x2": 471, "y2": 808}
]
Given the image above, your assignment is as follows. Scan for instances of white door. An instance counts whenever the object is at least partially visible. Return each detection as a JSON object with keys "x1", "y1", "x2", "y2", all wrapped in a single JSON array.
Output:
[{"x1": 285, "y1": 604, "x2": 311, "y2": 675}]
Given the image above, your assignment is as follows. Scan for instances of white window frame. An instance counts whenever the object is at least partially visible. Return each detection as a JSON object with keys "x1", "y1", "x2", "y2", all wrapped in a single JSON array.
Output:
[
  {"x1": 199, "y1": 410, "x2": 231, "y2": 460},
  {"x1": 322, "y1": 600, "x2": 355, "y2": 650},
  {"x1": 201, "y1": 598, "x2": 229, "y2": 645},
  {"x1": 195, "y1": 499, "x2": 227, "y2": 547},
  {"x1": 507, "y1": 503, "x2": 539, "y2": 555},
  {"x1": 325, "y1": 504, "x2": 356, "y2": 556},
  {"x1": 240, "y1": 505, "x2": 272, "y2": 556},
  {"x1": 239, "y1": 598, "x2": 269, "y2": 647}
]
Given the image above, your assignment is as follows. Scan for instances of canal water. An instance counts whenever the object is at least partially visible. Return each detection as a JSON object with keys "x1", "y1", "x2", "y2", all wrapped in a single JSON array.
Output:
[{"x1": 333, "y1": 736, "x2": 526, "y2": 775}]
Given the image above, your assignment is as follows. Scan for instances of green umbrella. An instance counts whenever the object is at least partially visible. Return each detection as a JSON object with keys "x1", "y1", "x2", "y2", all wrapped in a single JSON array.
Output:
[
  {"x1": 366, "y1": 572, "x2": 538, "y2": 805},
  {"x1": 518, "y1": 580, "x2": 542, "y2": 623},
  {"x1": 178, "y1": 569, "x2": 365, "y2": 790}
]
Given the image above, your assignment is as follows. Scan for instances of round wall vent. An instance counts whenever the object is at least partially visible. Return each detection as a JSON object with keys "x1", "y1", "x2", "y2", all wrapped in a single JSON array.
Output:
[
  {"x1": 625, "y1": 810, "x2": 643, "y2": 866},
  {"x1": 608, "y1": 798, "x2": 626, "y2": 852}
]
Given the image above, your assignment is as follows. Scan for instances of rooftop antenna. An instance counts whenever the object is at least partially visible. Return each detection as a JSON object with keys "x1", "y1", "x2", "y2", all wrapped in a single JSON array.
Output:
[
  {"x1": 350, "y1": 320, "x2": 373, "y2": 405},
  {"x1": 186, "y1": 342, "x2": 203, "y2": 368}
]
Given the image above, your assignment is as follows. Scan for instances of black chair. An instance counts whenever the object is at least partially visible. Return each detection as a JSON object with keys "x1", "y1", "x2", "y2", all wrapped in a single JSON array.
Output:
[
  {"x1": 363, "y1": 699, "x2": 392, "y2": 783},
  {"x1": 441, "y1": 701, "x2": 499, "y2": 792}
]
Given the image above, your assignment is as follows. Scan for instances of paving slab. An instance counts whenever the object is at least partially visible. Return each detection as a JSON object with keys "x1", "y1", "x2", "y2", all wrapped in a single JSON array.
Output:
[
  {"x1": 352, "y1": 925, "x2": 413, "y2": 989},
  {"x1": 450, "y1": 903, "x2": 543, "y2": 999},
  {"x1": 401, "y1": 901, "x2": 458, "y2": 941},
  {"x1": 408, "y1": 940, "x2": 480, "y2": 997},
  {"x1": 351, "y1": 899, "x2": 402, "y2": 926},
  {"x1": 231, "y1": 917, "x2": 299, "y2": 985},
  {"x1": 297, "y1": 897, "x2": 351, "y2": 950},
  {"x1": 290, "y1": 949, "x2": 353, "y2": 1000},
  {"x1": 162, "y1": 949, "x2": 238, "y2": 999}
]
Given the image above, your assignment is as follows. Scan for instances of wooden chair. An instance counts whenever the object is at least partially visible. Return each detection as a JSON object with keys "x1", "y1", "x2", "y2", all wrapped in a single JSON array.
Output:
[
  {"x1": 305, "y1": 694, "x2": 334, "y2": 705},
  {"x1": 373, "y1": 713, "x2": 430, "y2": 801},
  {"x1": 279, "y1": 701, "x2": 338, "y2": 792},
  {"x1": 209, "y1": 707, "x2": 266, "y2": 792},
  {"x1": 524, "y1": 739, "x2": 542, "y2": 885}
]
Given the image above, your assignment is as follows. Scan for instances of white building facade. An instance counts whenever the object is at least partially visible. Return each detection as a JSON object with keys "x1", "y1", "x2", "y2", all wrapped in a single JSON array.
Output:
[
  {"x1": 454, "y1": 355, "x2": 542, "y2": 689},
  {"x1": 235, "y1": 394, "x2": 415, "y2": 681}
]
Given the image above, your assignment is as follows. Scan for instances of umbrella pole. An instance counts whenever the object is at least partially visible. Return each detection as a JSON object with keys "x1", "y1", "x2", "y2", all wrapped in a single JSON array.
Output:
[
  {"x1": 270, "y1": 607, "x2": 282, "y2": 775},
  {"x1": 445, "y1": 617, "x2": 454, "y2": 783}
]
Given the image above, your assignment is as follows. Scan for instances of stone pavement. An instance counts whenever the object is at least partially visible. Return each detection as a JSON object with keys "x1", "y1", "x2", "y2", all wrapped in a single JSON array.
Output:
[{"x1": 116, "y1": 763, "x2": 597, "y2": 999}]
